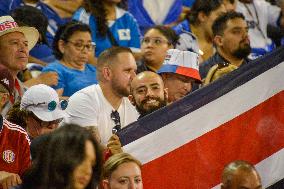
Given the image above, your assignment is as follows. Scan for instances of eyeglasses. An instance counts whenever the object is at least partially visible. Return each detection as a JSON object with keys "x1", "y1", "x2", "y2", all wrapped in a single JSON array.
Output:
[
  {"x1": 31, "y1": 113, "x2": 63, "y2": 128},
  {"x1": 110, "y1": 110, "x2": 121, "y2": 134},
  {"x1": 25, "y1": 100, "x2": 68, "y2": 111},
  {"x1": 67, "y1": 41, "x2": 96, "y2": 51},
  {"x1": 141, "y1": 37, "x2": 171, "y2": 46}
]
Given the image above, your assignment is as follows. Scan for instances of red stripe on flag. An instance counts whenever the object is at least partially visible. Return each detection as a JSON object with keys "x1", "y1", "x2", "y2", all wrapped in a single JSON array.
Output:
[{"x1": 142, "y1": 91, "x2": 284, "y2": 189}]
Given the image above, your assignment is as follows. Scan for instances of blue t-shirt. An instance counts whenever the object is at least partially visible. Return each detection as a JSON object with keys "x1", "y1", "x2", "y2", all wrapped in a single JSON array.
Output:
[
  {"x1": 0, "y1": 0, "x2": 68, "y2": 63},
  {"x1": 73, "y1": 7, "x2": 141, "y2": 57},
  {"x1": 128, "y1": 0, "x2": 182, "y2": 34},
  {"x1": 42, "y1": 61, "x2": 98, "y2": 97}
]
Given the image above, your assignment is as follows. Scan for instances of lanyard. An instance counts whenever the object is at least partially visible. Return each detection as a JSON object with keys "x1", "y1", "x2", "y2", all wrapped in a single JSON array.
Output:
[{"x1": 243, "y1": 2, "x2": 267, "y2": 40}]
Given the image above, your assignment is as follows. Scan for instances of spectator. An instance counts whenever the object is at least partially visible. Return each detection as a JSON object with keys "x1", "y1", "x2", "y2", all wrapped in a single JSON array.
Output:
[
  {"x1": 158, "y1": 49, "x2": 201, "y2": 103},
  {"x1": 11, "y1": 5, "x2": 54, "y2": 65},
  {"x1": 173, "y1": 0, "x2": 226, "y2": 62},
  {"x1": 223, "y1": 0, "x2": 237, "y2": 11},
  {"x1": 65, "y1": 47, "x2": 138, "y2": 145},
  {"x1": 101, "y1": 152, "x2": 143, "y2": 189},
  {"x1": 128, "y1": 0, "x2": 183, "y2": 34},
  {"x1": 21, "y1": 124, "x2": 103, "y2": 189},
  {"x1": 137, "y1": 25, "x2": 179, "y2": 73},
  {"x1": 0, "y1": 65, "x2": 31, "y2": 189},
  {"x1": 236, "y1": 0, "x2": 284, "y2": 58},
  {"x1": 42, "y1": 21, "x2": 98, "y2": 97},
  {"x1": 44, "y1": 0, "x2": 83, "y2": 19},
  {"x1": 6, "y1": 84, "x2": 67, "y2": 140},
  {"x1": 221, "y1": 160, "x2": 262, "y2": 189},
  {"x1": 200, "y1": 11, "x2": 251, "y2": 83},
  {"x1": 0, "y1": 15, "x2": 39, "y2": 116},
  {"x1": 129, "y1": 71, "x2": 168, "y2": 118},
  {"x1": 73, "y1": 0, "x2": 141, "y2": 58}
]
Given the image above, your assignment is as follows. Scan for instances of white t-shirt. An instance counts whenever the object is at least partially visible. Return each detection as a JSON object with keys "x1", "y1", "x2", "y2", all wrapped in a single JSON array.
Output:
[
  {"x1": 64, "y1": 84, "x2": 139, "y2": 145},
  {"x1": 236, "y1": 0, "x2": 280, "y2": 51}
]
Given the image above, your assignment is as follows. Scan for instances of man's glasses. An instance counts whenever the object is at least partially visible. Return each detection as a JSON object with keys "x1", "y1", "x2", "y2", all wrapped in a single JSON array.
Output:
[
  {"x1": 141, "y1": 37, "x2": 171, "y2": 46},
  {"x1": 25, "y1": 100, "x2": 68, "y2": 111},
  {"x1": 111, "y1": 110, "x2": 121, "y2": 134},
  {"x1": 67, "y1": 41, "x2": 96, "y2": 51},
  {"x1": 31, "y1": 113, "x2": 63, "y2": 128}
]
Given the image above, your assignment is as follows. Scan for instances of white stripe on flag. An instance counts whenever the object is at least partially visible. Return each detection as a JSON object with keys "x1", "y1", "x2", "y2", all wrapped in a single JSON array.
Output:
[
  {"x1": 212, "y1": 148, "x2": 284, "y2": 188},
  {"x1": 124, "y1": 62, "x2": 284, "y2": 164}
]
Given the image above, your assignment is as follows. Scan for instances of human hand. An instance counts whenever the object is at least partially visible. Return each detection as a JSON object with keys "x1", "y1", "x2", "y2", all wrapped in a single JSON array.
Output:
[
  {"x1": 106, "y1": 134, "x2": 123, "y2": 155},
  {"x1": 38, "y1": 72, "x2": 58, "y2": 86},
  {"x1": 0, "y1": 172, "x2": 22, "y2": 189}
]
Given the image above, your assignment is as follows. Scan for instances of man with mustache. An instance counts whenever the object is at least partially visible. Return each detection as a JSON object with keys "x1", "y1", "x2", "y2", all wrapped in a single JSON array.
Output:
[
  {"x1": 129, "y1": 71, "x2": 168, "y2": 118},
  {"x1": 158, "y1": 49, "x2": 202, "y2": 103},
  {"x1": 200, "y1": 11, "x2": 251, "y2": 82}
]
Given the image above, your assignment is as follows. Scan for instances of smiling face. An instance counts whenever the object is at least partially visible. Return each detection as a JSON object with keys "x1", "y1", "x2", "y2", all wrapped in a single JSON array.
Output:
[
  {"x1": 141, "y1": 29, "x2": 173, "y2": 70},
  {"x1": 60, "y1": 31, "x2": 93, "y2": 69},
  {"x1": 73, "y1": 140, "x2": 96, "y2": 189},
  {"x1": 0, "y1": 32, "x2": 29, "y2": 76},
  {"x1": 130, "y1": 72, "x2": 168, "y2": 117},
  {"x1": 105, "y1": 162, "x2": 143, "y2": 189}
]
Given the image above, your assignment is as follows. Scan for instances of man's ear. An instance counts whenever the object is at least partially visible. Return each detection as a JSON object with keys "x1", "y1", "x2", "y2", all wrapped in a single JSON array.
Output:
[
  {"x1": 213, "y1": 35, "x2": 223, "y2": 47},
  {"x1": 58, "y1": 39, "x2": 66, "y2": 54},
  {"x1": 0, "y1": 93, "x2": 9, "y2": 108},
  {"x1": 128, "y1": 95, "x2": 136, "y2": 106},
  {"x1": 198, "y1": 11, "x2": 208, "y2": 23},
  {"x1": 101, "y1": 179, "x2": 111, "y2": 189},
  {"x1": 164, "y1": 88, "x2": 169, "y2": 100},
  {"x1": 102, "y1": 67, "x2": 112, "y2": 81}
]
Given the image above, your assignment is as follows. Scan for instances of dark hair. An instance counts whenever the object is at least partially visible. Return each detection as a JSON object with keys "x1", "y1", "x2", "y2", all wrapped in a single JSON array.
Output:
[
  {"x1": 212, "y1": 11, "x2": 245, "y2": 36},
  {"x1": 96, "y1": 46, "x2": 133, "y2": 81},
  {"x1": 83, "y1": 0, "x2": 127, "y2": 37},
  {"x1": 144, "y1": 25, "x2": 180, "y2": 48},
  {"x1": 188, "y1": 0, "x2": 224, "y2": 25},
  {"x1": 53, "y1": 21, "x2": 92, "y2": 60},
  {"x1": 6, "y1": 101, "x2": 28, "y2": 129},
  {"x1": 22, "y1": 124, "x2": 103, "y2": 189},
  {"x1": 11, "y1": 5, "x2": 48, "y2": 45}
]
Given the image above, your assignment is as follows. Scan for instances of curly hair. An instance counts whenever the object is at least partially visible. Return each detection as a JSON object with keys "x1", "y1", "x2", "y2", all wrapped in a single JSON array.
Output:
[
  {"x1": 82, "y1": 0, "x2": 127, "y2": 37},
  {"x1": 6, "y1": 101, "x2": 28, "y2": 129}
]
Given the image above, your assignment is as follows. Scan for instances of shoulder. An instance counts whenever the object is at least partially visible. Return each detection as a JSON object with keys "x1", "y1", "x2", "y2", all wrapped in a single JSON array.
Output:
[
  {"x1": 68, "y1": 84, "x2": 100, "y2": 105},
  {"x1": 42, "y1": 61, "x2": 64, "y2": 71},
  {"x1": 117, "y1": 7, "x2": 136, "y2": 21},
  {"x1": 73, "y1": 7, "x2": 91, "y2": 24},
  {"x1": 2, "y1": 118, "x2": 30, "y2": 145}
]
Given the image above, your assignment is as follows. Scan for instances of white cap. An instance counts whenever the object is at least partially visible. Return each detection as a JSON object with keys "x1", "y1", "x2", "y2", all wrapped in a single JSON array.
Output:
[
  {"x1": 157, "y1": 49, "x2": 201, "y2": 82},
  {"x1": 20, "y1": 84, "x2": 67, "y2": 121}
]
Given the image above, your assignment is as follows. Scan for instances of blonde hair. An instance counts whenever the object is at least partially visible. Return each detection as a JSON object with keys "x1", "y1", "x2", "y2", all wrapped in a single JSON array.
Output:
[{"x1": 102, "y1": 152, "x2": 142, "y2": 179}]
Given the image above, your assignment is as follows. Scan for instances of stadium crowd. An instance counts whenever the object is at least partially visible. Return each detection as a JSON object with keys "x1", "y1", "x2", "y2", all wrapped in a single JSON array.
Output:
[{"x1": 1, "y1": 0, "x2": 283, "y2": 188}]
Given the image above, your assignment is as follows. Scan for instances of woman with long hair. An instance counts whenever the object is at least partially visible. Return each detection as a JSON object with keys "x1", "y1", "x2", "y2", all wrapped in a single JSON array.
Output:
[
  {"x1": 22, "y1": 124, "x2": 103, "y2": 189},
  {"x1": 73, "y1": 0, "x2": 141, "y2": 57}
]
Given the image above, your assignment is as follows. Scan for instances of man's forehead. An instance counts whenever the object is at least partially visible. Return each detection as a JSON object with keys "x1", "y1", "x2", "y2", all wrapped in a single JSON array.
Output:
[
  {"x1": 227, "y1": 18, "x2": 247, "y2": 29},
  {"x1": 133, "y1": 75, "x2": 163, "y2": 88},
  {"x1": 0, "y1": 31, "x2": 27, "y2": 42}
]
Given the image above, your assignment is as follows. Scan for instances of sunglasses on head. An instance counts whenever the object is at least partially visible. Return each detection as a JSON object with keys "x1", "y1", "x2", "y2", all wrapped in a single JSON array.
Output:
[{"x1": 26, "y1": 100, "x2": 68, "y2": 111}]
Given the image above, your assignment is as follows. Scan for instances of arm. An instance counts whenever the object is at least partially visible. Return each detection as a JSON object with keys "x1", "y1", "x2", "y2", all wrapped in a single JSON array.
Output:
[{"x1": 23, "y1": 72, "x2": 59, "y2": 88}]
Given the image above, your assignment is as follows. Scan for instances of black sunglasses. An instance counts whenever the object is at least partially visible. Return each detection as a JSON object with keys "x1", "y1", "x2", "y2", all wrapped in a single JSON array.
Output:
[{"x1": 110, "y1": 110, "x2": 121, "y2": 134}]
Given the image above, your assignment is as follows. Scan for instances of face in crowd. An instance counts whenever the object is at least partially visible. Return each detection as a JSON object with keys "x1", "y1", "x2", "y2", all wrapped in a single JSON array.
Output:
[
  {"x1": 0, "y1": 32, "x2": 29, "y2": 75},
  {"x1": 58, "y1": 30, "x2": 94, "y2": 70},
  {"x1": 201, "y1": 4, "x2": 227, "y2": 39},
  {"x1": 109, "y1": 52, "x2": 137, "y2": 97},
  {"x1": 102, "y1": 153, "x2": 143, "y2": 189},
  {"x1": 130, "y1": 71, "x2": 168, "y2": 117},
  {"x1": 73, "y1": 140, "x2": 97, "y2": 189},
  {"x1": 215, "y1": 17, "x2": 251, "y2": 59},
  {"x1": 141, "y1": 28, "x2": 174, "y2": 71},
  {"x1": 161, "y1": 73, "x2": 194, "y2": 103}
]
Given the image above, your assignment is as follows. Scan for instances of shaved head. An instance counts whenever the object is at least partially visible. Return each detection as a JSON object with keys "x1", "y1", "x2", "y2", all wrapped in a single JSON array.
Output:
[
  {"x1": 221, "y1": 160, "x2": 262, "y2": 189},
  {"x1": 130, "y1": 71, "x2": 168, "y2": 118}
]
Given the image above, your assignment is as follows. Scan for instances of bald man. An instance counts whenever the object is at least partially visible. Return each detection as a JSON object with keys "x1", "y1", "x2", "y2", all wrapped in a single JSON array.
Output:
[
  {"x1": 129, "y1": 71, "x2": 168, "y2": 118},
  {"x1": 221, "y1": 160, "x2": 262, "y2": 189}
]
